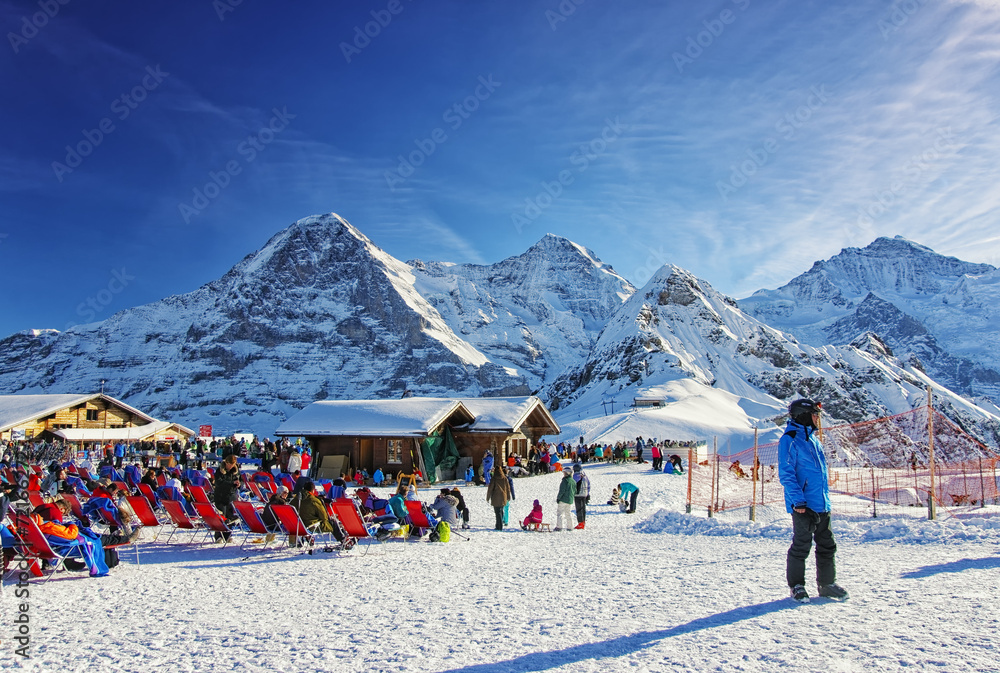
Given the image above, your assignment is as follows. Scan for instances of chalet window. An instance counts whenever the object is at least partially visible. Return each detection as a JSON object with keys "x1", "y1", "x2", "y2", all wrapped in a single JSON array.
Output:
[
  {"x1": 86, "y1": 410, "x2": 100, "y2": 421},
  {"x1": 387, "y1": 439, "x2": 403, "y2": 463}
]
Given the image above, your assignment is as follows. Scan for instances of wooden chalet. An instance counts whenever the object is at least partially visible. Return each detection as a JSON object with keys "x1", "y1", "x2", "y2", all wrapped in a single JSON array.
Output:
[
  {"x1": 0, "y1": 393, "x2": 158, "y2": 443},
  {"x1": 274, "y1": 396, "x2": 560, "y2": 479}
]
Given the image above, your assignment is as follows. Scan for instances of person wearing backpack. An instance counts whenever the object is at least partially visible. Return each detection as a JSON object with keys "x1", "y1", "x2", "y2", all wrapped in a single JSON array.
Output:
[{"x1": 572, "y1": 463, "x2": 590, "y2": 530}]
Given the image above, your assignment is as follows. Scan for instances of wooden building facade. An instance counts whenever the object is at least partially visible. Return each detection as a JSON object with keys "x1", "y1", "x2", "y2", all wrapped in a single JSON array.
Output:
[
  {"x1": 0, "y1": 393, "x2": 156, "y2": 442},
  {"x1": 275, "y1": 396, "x2": 561, "y2": 478}
]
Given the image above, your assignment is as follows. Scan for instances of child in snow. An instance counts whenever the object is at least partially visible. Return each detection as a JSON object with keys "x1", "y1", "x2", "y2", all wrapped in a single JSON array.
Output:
[{"x1": 521, "y1": 499, "x2": 543, "y2": 530}]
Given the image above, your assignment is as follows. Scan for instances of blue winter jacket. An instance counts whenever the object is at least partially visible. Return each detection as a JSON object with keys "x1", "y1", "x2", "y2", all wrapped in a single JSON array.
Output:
[{"x1": 778, "y1": 420, "x2": 830, "y2": 514}]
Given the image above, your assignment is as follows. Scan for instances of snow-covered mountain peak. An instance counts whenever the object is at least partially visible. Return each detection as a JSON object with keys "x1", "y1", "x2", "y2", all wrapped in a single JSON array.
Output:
[{"x1": 739, "y1": 236, "x2": 1000, "y2": 407}]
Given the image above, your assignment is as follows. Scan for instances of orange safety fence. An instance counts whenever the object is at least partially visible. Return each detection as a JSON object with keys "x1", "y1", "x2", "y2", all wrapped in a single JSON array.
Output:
[{"x1": 687, "y1": 407, "x2": 1000, "y2": 520}]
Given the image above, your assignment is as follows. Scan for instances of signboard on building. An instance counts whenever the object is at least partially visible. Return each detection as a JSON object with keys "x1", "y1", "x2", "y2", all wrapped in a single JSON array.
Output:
[{"x1": 199, "y1": 425, "x2": 212, "y2": 437}]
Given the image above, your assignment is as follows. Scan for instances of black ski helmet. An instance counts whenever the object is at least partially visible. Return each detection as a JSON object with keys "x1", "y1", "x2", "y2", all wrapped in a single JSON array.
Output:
[{"x1": 788, "y1": 398, "x2": 822, "y2": 426}]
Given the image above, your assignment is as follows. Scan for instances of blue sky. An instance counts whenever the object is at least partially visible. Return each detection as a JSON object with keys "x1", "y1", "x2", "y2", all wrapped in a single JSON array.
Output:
[{"x1": 2, "y1": 0, "x2": 999, "y2": 337}]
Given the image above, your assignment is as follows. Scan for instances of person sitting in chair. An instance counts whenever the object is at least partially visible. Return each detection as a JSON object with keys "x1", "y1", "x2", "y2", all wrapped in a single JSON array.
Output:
[{"x1": 291, "y1": 480, "x2": 347, "y2": 549}]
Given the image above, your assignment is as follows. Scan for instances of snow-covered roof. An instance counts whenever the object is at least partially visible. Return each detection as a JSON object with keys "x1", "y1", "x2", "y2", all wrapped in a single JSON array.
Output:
[
  {"x1": 458, "y1": 396, "x2": 560, "y2": 434},
  {"x1": 0, "y1": 393, "x2": 156, "y2": 432},
  {"x1": 53, "y1": 421, "x2": 195, "y2": 443},
  {"x1": 275, "y1": 398, "x2": 475, "y2": 437}
]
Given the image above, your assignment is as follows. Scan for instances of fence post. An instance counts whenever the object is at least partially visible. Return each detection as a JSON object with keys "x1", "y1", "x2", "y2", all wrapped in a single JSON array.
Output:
[
  {"x1": 978, "y1": 457, "x2": 986, "y2": 509},
  {"x1": 708, "y1": 437, "x2": 717, "y2": 518},
  {"x1": 927, "y1": 385, "x2": 937, "y2": 521},
  {"x1": 871, "y1": 465, "x2": 878, "y2": 518},
  {"x1": 685, "y1": 445, "x2": 693, "y2": 514},
  {"x1": 750, "y1": 428, "x2": 758, "y2": 522}
]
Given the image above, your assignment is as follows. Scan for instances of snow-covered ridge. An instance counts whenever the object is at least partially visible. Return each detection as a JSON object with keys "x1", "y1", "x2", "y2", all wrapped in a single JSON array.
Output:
[
  {"x1": 739, "y1": 236, "x2": 1000, "y2": 405},
  {"x1": 2, "y1": 217, "x2": 999, "y2": 449}
]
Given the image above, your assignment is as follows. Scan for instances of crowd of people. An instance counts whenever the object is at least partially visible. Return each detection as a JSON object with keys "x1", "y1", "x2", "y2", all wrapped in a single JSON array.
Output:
[{"x1": 2, "y1": 429, "x2": 699, "y2": 583}]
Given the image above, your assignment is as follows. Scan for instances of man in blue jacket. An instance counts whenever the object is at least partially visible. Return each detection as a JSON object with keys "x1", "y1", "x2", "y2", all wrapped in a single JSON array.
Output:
[{"x1": 778, "y1": 399, "x2": 848, "y2": 603}]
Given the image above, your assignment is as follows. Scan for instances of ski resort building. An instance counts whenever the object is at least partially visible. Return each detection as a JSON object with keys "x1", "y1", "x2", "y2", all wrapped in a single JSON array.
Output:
[
  {"x1": 274, "y1": 396, "x2": 560, "y2": 480},
  {"x1": 0, "y1": 393, "x2": 193, "y2": 446}
]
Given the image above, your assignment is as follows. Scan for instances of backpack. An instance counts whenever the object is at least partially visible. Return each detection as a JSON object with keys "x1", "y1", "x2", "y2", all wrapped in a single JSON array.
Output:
[{"x1": 429, "y1": 521, "x2": 450, "y2": 543}]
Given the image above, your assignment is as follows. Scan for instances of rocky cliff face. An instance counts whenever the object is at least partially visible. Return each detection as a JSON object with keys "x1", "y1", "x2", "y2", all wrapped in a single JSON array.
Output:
[
  {"x1": 0, "y1": 215, "x2": 531, "y2": 435},
  {"x1": 409, "y1": 234, "x2": 634, "y2": 391}
]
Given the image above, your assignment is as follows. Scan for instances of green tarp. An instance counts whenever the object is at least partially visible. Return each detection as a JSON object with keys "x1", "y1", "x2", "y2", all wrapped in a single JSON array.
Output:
[{"x1": 421, "y1": 426, "x2": 460, "y2": 484}]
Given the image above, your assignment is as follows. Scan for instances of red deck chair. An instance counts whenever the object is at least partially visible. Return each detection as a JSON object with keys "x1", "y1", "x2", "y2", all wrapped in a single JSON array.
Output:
[
  {"x1": 247, "y1": 480, "x2": 268, "y2": 503},
  {"x1": 161, "y1": 499, "x2": 208, "y2": 544},
  {"x1": 78, "y1": 467, "x2": 93, "y2": 482},
  {"x1": 156, "y1": 474, "x2": 167, "y2": 487},
  {"x1": 126, "y1": 495, "x2": 167, "y2": 541},
  {"x1": 268, "y1": 504, "x2": 329, "y2": 550},
  {"x1": 193, "y1": 503, "x2": 234, "y2": 547},
  {"x1": 29, "y1": 465, "x2": 44, "y2": 476},
  {"x1": 8, "y1": 512, "x2": 87, "y2": 583},
  {"x1": 26, "y1": 491, "x2": 46, "y2": 510},
  {"x1": 91, "y1": 507, "x2": 141, "y2": 565},
  {"x1": 188, "y1": 485, "x2": 213, "y2": 505},
  {"x1": 232, "y1": 501, "x2": 282, "y2": 550},
  {"x1": 112, "y1": 481, "x2": 131, "y2": 495},
  {"x1": 61, "y1": 493, "x2": 88, "y2": 524},
  {"x1": 137, "y1": 483, "x2": 159, "y2": 511},
  {"x1": 404, "y1": 500, "x2": 438, "y2": 539},
  {"x1": 330, "y1": 499, "x2": 382, "y2": 555}
]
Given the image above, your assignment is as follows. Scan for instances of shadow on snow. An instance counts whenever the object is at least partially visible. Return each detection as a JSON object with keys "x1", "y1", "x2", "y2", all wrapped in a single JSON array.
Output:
[{"x1": 436, "y1": 599, "x2": 798, "y2": 673}]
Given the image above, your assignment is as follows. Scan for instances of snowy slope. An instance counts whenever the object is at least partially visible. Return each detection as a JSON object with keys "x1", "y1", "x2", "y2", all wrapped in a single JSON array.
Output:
[
  {"x1": 6, "y1": 462, "x2": 999, "y2": 672},
  {"x1": 409, "y1": 234, "x2": 634, "y2": 391},
  {"x1": 739, "y1": 236, "x2": 1000, "y2": 404},
  {"x1": 547, "y1": 264, "x2": 1000, "y2": 450}
]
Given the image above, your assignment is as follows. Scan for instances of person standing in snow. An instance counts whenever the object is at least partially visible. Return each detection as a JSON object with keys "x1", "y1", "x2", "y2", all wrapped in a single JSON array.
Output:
[
  {"x1": 555, "y1": 466, "x2": 577, "y2": 531},
  {"x1": 778, "y1": 398, "x2": 848, "y2": 603},
  {"x1": 485, "y1": 463, "x2": 510, "y2": 530},
  {"x1": 572, "y1": 463, "x2": 590, "y2": 529},
  {"x1": 212, "y1": 454, "x2": 240, "y2": 542},
  {"x1": 482, "y1": 451, "x2": 495, "y2": 485}
]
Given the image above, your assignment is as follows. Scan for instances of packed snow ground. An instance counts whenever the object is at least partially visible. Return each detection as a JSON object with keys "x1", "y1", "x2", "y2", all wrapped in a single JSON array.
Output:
[{"x1": 3, "y1": 462, "x2": 999, "y2": 672}]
